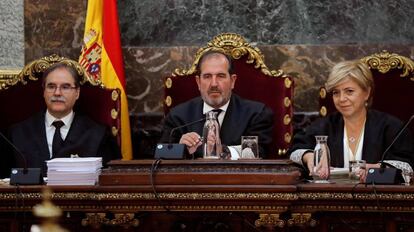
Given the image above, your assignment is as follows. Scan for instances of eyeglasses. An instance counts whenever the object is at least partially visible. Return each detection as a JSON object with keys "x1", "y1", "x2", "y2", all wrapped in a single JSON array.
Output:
[{"x1": 44, "y1": 84, "x2": 78, "y2": 94}]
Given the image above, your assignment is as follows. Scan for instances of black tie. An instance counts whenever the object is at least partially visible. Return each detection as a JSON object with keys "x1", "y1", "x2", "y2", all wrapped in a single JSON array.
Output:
[
  {"x1": 212, "y1": 109, "x2": 222, "y2": 127},
  {"x1": 52, "y1": 120, "x2": 65, "y2": 158}
]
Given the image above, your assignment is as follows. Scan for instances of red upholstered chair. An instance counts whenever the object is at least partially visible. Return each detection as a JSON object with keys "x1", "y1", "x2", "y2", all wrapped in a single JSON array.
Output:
[
  {"x1": 319, "y1": 50, "x2": 414, "y2": 133},
  {"x1": 164, "y1": 33, "x2": 294, "y2": 158},
  {"x1": 0, "y1": 54, "x2": 121, "y2": 145}
]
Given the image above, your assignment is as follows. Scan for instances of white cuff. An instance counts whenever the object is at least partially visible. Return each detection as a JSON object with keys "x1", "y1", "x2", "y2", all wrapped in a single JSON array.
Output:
[
  {"x1": 290, "y1": 149, "x2": 312, "y2": 166},
  {"x1": 384, "y1": 160, "x2": 413, "y2": 174},
  {"x1": 228, "y1": 145, "x2": 241, "y2": 160}
]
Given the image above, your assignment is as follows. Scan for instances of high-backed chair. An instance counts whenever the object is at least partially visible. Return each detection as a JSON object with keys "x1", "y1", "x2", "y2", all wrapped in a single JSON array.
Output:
[
  {"x1": 164, "y1": 33, "x2": 294, "y2": 158},
  {"x1": 0, "y1": 54, "x2": 121, "y2": 145},
  {"x1": 319, "y1": 50, "x2": 414, "y2": 133}
]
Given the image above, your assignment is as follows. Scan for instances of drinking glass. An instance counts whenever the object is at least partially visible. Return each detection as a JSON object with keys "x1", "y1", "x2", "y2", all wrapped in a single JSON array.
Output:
[
  {"x1": 312, "y1": 135, "x2": 331, "y2": 183},
  {"x1": 240, "y1": 136, "x2": 259, "y2": 159},
  {"x1": 349, "y1": 160, "x2": 366, "y2": 183},
  {"x1": 402, "y1": 169, "x2": 413, "y2": 186},
  {"x1": 202, "y1": 111, "x2": 221, "y2": 159}
]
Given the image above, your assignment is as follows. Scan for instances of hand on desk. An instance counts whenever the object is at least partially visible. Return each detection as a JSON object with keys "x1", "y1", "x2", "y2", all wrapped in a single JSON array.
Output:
[
  {"x1": 179, "y1": 132, "x2": 202, "y2": 154},
  {"x1": 359, "y1": 163, "x2": 381, "y2": 182},
  {"x1": 303, "y1": 152, "x2": 314, "y2": 176},
  {"x1": 303, "y1": 152, "x2": 329, "y2": 179},
  {"x1": 304, "y1": 151, "x2": 382, "y2": 183}
]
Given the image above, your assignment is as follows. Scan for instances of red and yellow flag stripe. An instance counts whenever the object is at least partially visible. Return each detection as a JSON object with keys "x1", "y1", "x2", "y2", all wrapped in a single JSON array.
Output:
[{"x1": 80, "y1": 0, "x2": 132, "y2": 160}]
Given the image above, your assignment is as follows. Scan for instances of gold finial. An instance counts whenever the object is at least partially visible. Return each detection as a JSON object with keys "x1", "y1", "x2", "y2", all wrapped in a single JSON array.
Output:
[
  {"x1": 32, "y1": 187, "x2": 68, "y2": 232},
  {"x1": 319, "y1": 88, "x2": 326, "y2": 99},
  {"x1": 320, "y1": 106, "x2": 327, "y2": 117},
  {"x1": 284, "y1": 97, "x2": 291, "y2": 107},
  {"x1": 283, "y1": 114, "x2": 291, "y2": 125}
]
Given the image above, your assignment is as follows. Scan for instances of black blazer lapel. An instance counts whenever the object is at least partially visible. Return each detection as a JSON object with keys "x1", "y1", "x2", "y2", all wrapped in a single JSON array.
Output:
[
  {"x1": 220, "y1": 95, "x2": 243, "y2": 146},
  {"x1": 361, "y1": 111, "x2": 382, "y2": 163},
  {"x1": 191, "y1": 100, "x2": 206, "y2": 136},
  {"x1": 33, "y1": 112, "x2": 51, "y2": 161},
  {"x1": 329, "y1": 116, "x2": 345, "y2": 167}
]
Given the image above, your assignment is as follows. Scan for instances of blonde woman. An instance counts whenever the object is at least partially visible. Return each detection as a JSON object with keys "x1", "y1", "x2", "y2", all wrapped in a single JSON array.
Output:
[{"x1": 289, "y1": 60, "x2": 414, "y2": 182}]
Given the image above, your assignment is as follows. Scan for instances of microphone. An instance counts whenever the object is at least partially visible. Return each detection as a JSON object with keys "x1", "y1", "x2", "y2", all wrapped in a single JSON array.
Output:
[
  {"x1": 155, "y1": 117, "x2": 206, "y2": 159},
  {"x1": 168, "y1": 118, "x2": 205, "y2": 144},
  {"x1": 366, "y1": 114, "x2": 414, "y2": 185},
  {"x1": 0, "y1": 131, "x2": 42, "y2": 185}
]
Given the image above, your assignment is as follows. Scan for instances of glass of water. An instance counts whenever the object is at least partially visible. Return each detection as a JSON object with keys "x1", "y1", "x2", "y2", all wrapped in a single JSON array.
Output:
[
  {"x1": 241, "y1": 136, "x2": 259, "y2": 159},
  {"x1": 349, "y1": 160, "x2": 366, "y2": 183},
  {"x1": 402, "y1": 169, "x2": 413, "y2": 186}
]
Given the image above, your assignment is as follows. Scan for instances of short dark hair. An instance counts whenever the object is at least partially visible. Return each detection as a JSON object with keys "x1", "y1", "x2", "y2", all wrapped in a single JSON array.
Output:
[
  {"x1": 196, "y1": 50, "x2": 235, "y2": 75},
  {"x1": 42, "y1": 62, "x2": 81, "y2": 87}
]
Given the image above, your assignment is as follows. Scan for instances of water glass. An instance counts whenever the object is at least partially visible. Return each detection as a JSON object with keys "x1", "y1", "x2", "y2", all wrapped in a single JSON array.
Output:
[
  {"x1": 312, "y1": 135, "x2": 331, "y2": 183},
  {"x1": 349, "y1": 160, "x2": 366, "y2": 183},
  {"x1": 402, "y1": 170, "x2": 413, "y2": 186},
  {"x1": 240, "y1": 136, "x2": 259, "y2": 159}
]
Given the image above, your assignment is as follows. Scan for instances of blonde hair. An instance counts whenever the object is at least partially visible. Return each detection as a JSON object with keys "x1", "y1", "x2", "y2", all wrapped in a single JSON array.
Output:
[{"x1": 325, "y1": 60, "x2": 374, "y2": 105}]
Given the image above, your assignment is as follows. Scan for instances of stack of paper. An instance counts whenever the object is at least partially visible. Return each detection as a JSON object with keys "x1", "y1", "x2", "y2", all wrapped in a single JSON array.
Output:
[{"x1": 46, "y1": 157, "x2": 102, "y2": 185}]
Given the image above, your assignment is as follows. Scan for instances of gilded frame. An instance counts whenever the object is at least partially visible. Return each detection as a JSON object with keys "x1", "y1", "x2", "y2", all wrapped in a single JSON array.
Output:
[{"x1": 0, "y1": 54, "x2": 104, "y2": 91}]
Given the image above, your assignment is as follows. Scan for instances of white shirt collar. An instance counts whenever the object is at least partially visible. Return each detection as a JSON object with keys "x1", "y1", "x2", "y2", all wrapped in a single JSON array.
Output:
[
  {"x1": 202, "y1": 100, "x2": 230, "y2": 115},
  {"x1": 45, "y1": 110, "x2": 75, "y2": 128},
  {"x1": 202, "y1": 99, "x2": 230, "y2": 126}
]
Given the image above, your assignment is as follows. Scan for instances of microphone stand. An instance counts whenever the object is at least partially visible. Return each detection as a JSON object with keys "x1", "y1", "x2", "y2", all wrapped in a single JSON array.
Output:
[
  {"x1": 0, "y1": 131, "x2": 43, "y2": 185},
  {"x1": 366, "y1": 115, "x2": 414, "y2": 185},
  {"x1": 155, "y1": 117, "x2": 205, "y2": 160}
]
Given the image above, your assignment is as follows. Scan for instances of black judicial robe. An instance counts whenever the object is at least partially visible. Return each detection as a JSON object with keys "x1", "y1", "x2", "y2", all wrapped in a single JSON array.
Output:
[
  {"x1": 159, "y1": 94, "x2": 274, "y2": 158},
  {"x1": 8, "y1": 111, "x2": 121, "y2": 175}
]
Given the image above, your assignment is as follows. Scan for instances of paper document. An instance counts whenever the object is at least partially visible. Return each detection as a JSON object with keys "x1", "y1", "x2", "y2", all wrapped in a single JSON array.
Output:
[{"x1": 46, "y1": 157, "x2": 102, "y2": 186}]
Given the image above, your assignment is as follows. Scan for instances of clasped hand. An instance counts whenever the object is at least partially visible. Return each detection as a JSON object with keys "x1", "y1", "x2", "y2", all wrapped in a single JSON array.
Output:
[{"x1": 179, "y1": 131, "x2": 217, "y2": 154}]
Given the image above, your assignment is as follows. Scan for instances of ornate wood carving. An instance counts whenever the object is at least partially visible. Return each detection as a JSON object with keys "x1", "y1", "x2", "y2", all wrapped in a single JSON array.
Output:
[
  {"x1": 81, "y1": 213, "x2": 109, "y2": 229},
  {"x1": 173, "y1": 33, "x2": 284, "y2": 78},
  {"x1": 287, "y1": 213, "x2": 317, "y2": 227},
  {"x1": 0, "y1": 54, "x2": 104, "y2": 91},
  {"x1": 1, "y1": 182, "x2": 414, "y2": 230},
  {"x1": 109, "y1": 213, "x2": 139, "y2": 228},
  {"x1": 0, "y1": 69, "x2": 20, "y2": 90},
  {"x1": 255, "y1": 213, "x2": 285, "y2": 228},
  {"x1": 361, "y1": 50, "x2": 414, "y2": 80}
]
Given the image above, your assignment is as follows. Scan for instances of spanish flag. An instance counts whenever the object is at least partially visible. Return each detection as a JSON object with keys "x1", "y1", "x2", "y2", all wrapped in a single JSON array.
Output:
[{"x1": 79, "y1": 0, "x2": 132, "y2": 160}]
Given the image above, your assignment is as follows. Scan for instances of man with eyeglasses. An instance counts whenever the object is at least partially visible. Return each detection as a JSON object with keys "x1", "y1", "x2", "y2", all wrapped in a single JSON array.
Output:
[{"x1": 8, "y1": 62, "x2": 121, "y2": 175}]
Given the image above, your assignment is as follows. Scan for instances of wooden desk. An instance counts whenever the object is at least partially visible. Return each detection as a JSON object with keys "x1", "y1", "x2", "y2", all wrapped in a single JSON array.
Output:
[{"x1": 1, "y1": 160, "x2": 414, "y2": 231}]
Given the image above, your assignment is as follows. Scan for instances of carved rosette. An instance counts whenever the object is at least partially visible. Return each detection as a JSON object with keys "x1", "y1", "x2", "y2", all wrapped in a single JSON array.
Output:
[
  {"x1": 109, "y1": 213, "x2": 139, "y2": 228},
  {"x1": 255, "y1": 213, "x2": 285, "y2": 228},
  {"x1": 0, "y1": 54, "x2": 104, "y2": 91},
  {"x1": 361, "y1": 50, "x2": 414, "y2": 80},
  {"x1": 287, "y1": 213, "x2": 317, "y2": 227},
  {"x1": 173, "y1": 33, "x2": 284, "y2": 78},
  {"x1": 82, "y1": 213, "x2": 109, "y2": 229}
]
